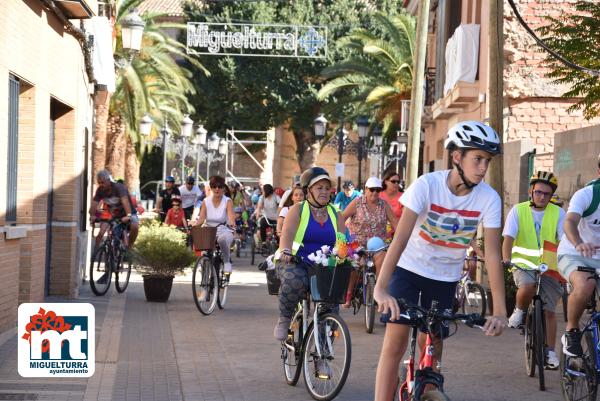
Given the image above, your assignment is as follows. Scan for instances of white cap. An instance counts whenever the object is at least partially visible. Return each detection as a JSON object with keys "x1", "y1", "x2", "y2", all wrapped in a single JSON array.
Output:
[{"x1": 365, "y1": 177, "x2": 382, "y2": 189}]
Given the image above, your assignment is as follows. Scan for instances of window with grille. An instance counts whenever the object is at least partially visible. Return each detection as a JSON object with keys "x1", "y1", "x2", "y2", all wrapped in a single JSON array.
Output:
[{"x1": 6, "y1": 74, "x2": 19, "y2": 223}]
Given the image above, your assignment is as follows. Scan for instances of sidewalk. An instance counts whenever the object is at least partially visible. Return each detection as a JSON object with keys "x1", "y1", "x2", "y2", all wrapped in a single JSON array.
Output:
[{"x1": 0, "y1": 254, "x2": 567, "y2": 401}]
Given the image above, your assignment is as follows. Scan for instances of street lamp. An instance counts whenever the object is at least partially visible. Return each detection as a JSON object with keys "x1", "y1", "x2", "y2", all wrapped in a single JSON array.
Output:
[
  {"x1": 372, "y1": 125, "x2": 384, "y2": 177},
  {"x1": 194, "y1": 125, "x2": 208, "y2": 179},
  {"x1": 120, "y1": 9, "x2": 146, "y2": 53},
  {"x1": 314, "y1": 114, "x2": 328, "y2": 139},
  {"x1": 356, "y1": 116, "x2": 369, "y2": 188},
  {"x1": 179, "y1": 115, "x2": 194, "y2": 180},
  {"x1": 140, "y1": 114, "x2": 153, "y2": 136}
]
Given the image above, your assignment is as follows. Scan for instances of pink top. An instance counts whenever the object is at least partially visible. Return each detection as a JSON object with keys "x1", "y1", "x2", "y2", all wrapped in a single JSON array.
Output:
[
  {"x1": 380, "y1": 190, "x2": 403, "y2": 218},
  {"x1": 349, "y1": 196, "x2": 387, "y2": 247}
]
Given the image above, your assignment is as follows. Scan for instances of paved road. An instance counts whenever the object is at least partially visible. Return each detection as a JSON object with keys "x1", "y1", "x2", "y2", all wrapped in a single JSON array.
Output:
[{"x1": 0, "y1": 252, "x2": 566, "y2": 400}]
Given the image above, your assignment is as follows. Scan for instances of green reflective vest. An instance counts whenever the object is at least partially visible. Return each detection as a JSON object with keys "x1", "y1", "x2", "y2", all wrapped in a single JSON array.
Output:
[
  {"x1": 511, "y1": 201, "x2": 559, "y2": 271},
  {"x1": 292, "y1": 201, "x2": 338, "y2": 255}
]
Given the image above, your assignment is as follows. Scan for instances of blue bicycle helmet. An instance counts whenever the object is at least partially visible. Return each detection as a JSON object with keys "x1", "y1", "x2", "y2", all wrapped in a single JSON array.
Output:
[
  {"x1": 251, "y1": 194, "x2": 260, "y2": 204},
  {"x1": 367, "y1": 237, "x2": 386, "y2": 252},
  {"x1": 165, "y1": 176, "x2": 175, "y2": 183}
]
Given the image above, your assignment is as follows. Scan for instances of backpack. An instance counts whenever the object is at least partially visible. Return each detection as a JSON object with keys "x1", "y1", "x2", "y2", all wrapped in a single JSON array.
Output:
[{"x1": 583, "y1": 178, "x2": 600, "y2": 218}]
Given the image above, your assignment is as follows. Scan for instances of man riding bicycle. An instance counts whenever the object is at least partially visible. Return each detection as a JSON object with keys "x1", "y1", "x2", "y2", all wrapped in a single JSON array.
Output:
[
  {"x1": 89, "y1": 170, "x2": 139, "y2": 249},
  {"x1": 503, "y1": 171, "x2": 566, "y2": 369},
  {"x1": 558, "y1": 155, "x2": 600, "y2": 358}
]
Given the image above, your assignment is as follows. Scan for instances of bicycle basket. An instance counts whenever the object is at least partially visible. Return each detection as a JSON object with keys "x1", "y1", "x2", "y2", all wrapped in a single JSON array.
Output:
[
  {"x1": 309, "y1": 263, "x2": 352, "y2": 304},
  {"x1": 191, "y1": 226, "x2": 217, "y2": 250},
  {"x1": 266, "y1": 268, "x2": 281, "y2": 296}
]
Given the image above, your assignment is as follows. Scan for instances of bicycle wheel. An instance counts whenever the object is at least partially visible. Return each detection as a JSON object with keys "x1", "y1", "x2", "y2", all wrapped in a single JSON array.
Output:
[
  {"x1": 217, "y1": 262, "x2": 229, "y2": 309},
  {"x1": 534, "y1": 299, "x2": 546, "y2": 391},
  {"x1": 302, "y1": 313, "x2": 351, "y2": 401},
  {"x1": 251, "y1": 236, "x2": 256, "y2": 265},
  {"x1": 525, "y1": 306, "x2": 535, "y2": 377},
  {"x1": 90, "y1": 244, "x2": 112, "y2": 296},
  {"x1": 235, "y1": 239, "x2": 241, "y2": 258},
  {"x1": 114, "y1": 252, "x2": 132, "y2": 293},
  {"x1": 420, "y1": 390, "x2": 451, "y2": 401},
  {"x1": 283, "y1": 307, "x2": 304, "y2": 386},
  {"x1": 462, "y1": 283, "x2": 486, "y2": 317},
  {"x1": 192, "y1": 256, "x2": 218, "y2": 315},
  {"x1": 364, "y1": 275, "x2": 376, "y2": 334},
  {"x1": 560, "y1": 329, "x2": 598, "y2": 401},
  {"x1": 452, "y1": 284, "x2": 464, "y2": 314}
]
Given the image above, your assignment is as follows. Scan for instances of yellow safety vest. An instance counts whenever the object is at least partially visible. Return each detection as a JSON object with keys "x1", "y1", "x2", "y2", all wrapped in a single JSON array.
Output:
[
  {"x1": 511, "y1": 201, "x2": 559, "y2": 271},
  {"x1": 292, "y1": 201, "x2": 338, "y2": 255}
]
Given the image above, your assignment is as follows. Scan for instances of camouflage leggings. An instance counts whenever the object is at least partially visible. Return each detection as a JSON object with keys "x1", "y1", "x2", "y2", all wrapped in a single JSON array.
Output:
[{"x1": 277, "y1": 261, "x2": 310, "y2": 319}]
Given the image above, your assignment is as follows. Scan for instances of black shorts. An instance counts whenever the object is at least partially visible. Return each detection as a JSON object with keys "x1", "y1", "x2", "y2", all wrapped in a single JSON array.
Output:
[{"x1": 382, "y1": 267, "x2": 458, "y2": 336}]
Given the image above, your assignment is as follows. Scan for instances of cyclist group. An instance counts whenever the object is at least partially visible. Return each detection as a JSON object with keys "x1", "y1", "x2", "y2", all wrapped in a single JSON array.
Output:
[{"x1": 89, "y1": 119, "x2": 600, "y2": 400}]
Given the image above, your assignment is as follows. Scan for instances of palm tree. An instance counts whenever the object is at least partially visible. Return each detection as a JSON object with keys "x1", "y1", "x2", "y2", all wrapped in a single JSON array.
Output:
[
  {"x1": 318, "y1": 12, "x2": 415, "y2": 133},
  {"x1": 98, "y1": 0, "x2": 207, "y2": 193}
]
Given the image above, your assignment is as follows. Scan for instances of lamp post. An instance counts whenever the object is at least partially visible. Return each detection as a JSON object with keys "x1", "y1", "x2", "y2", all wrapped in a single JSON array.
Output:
[
  {"x1": 180, "y1": 114, "x2": 194, "y2": 180},
  {"x1": 194, "y1": 125, "x2": 208, "y2": 180},
  {"x1": 356, "y1": 116, "x2": 369, "y2": 188},
  {"x1": 117, "y1": 8, "x2": 145, "y2": 66},
  {"x1": 206, "y1": 132, "x2": 220, "y2": 179},
  {"x1": 372, "y1": 125, "x2": 384, "y2": 177},
  {"x1": 314, "y1": 114, "x2": 364, "y2": 192}
]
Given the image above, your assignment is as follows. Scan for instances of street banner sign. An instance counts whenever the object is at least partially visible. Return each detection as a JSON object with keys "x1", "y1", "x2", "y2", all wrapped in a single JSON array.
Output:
[
  {"x1": 335, "y1": 163, "x2": 345, "y2": 178},
  {"x1": 187, "y1": 22, "x2": 327, "y2": 59}
]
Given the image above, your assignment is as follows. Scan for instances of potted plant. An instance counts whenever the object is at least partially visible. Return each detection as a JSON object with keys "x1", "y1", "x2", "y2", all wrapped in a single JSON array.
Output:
[{"x1": 132, "y1": 220, "x2": 196, "y2": 302}]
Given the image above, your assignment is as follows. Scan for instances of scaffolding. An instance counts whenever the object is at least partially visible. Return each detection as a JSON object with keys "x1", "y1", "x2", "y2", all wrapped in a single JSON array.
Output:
[{"x1": 225, "y1": 129, "x2": 275, "y2": 185}]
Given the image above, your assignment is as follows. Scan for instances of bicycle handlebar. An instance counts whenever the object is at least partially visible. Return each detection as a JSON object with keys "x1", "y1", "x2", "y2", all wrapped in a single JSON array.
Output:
[
  {"x1": 503, "y1": 261, "x2": 548, "y2": 274},
  {"x1": 396, "y1": 298, "x2": 487, "y2": 329}
]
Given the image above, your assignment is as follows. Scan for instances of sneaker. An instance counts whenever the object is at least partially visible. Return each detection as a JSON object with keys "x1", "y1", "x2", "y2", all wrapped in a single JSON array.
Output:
[
  {"x1": 97, "y1": 272, "x2": 109, "y2": 285},
  {"x1": 224, "y1": 262, "x2": 233, "y2": 273},
  {"x1": 315, "y1": 359, "x2": 333, "y2": 380},
  {"x1": 274, "y1": 317, "x2": 291, "y2": 341},
  {"x1": 562, "y1": 329, "x2": 583, "y2": 357},
  {"x1": 508, "y1": 308, "x2": 525, "y2": 328},
  {"x1": 197, "y1": 288, "x2": 208, "y2": 302},
  {"x1": 546, "y1": 350, "x2": 559, "y2": 370}
]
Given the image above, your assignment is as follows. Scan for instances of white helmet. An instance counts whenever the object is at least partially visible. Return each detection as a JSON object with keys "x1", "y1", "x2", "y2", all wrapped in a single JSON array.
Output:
[{"x1": 444, "y1": 121, "x2": 501, "y2": 155}]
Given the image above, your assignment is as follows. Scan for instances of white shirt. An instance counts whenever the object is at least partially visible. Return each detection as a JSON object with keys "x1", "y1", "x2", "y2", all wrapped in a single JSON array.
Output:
[
  {"x1": 204, "y1": 195, "x2": 230, "y2": 227},
  {"x1": 503, "y1": 204, "x2": 565, "y2": 246},
  {"x1": 260, "y1": 195, "x2": 281, "y2": 220},
  {"x1": 178, "y1": 184, "x2": 202, "y2": 209},
  {"x1": 279, "y1": 206, "x2": 289, "y2": 219},
  {"x1": 558, "y1": 186, "x2": 600, "y2": 259},
  {"x1": 398, "y1": 170, "x2": 501, "y2": 282}
]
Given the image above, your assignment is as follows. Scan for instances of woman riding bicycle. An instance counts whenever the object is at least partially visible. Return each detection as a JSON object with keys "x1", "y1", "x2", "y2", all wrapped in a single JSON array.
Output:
[
  {"x1": 254, "y1": 184, "x2": 281, "y2": 244},
  {"x1": 373, "y1": 121, "x2": 508, "y2": 401},
  {"x1": 277, "y1": 186, "x2": 305, "y2": 237},
  {"x1": 191, "y1": 175, "x2": 236, "y2": 274},
  {"x1": 342, "y1": 176, "x2": 398, "y2": 307},
  {"x1": 274, "y1": 167, "x2": 345, "y2": 341}
]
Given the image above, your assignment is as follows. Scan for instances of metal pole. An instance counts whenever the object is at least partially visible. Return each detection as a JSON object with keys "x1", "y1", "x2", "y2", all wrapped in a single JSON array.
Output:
[
  {"x1": 337, "y1": 120, "x2": 344, "y2": 193},
  {"x1": 161, "y1": 126, "x2": 168, "y2": 182},
  {"x1": 181, "y1": 141, "x2": 186, "y2": 182},
  {"x1": 195, "y1": 144, "x2": 200, "y2": 181},
  {"x1": 206, "y1": 151, "x2": 211, "y2": 181},
  {"x1": 406, "y1": 0, "x2": 430, "y2": 185},
  {"x1": 357, "y1": 137, "x2": 363, "y2": 189}
]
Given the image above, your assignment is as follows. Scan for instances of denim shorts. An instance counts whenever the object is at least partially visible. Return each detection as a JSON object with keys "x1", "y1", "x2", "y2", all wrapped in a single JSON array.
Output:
[{"x1": 381, "y1": 267, "x2": 458, "y2": 336}]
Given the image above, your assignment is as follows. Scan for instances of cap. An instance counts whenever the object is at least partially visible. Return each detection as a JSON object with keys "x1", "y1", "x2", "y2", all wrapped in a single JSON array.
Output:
[
  {"x1": 365, "y1": 177, "x2": 383, "y2": 189},
  {"x1": 165, "y1": 176, "x2": 175, "y2": 183}
]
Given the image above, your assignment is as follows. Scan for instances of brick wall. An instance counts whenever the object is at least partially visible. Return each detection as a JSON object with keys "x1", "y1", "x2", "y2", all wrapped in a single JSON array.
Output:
[
  {"x1": 507, "y1": 99, "x2": 600, "y2": 171},
  {"x1": 0, "y1": 0, "x2": 93, "y2": 334}
]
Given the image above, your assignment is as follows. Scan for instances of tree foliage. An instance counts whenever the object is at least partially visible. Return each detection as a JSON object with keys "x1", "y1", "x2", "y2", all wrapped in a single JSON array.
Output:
[
  {"x1": 112, "y1": 0, "x2": 208, "y2": 158},
  {"x1": 183, "y1": 0, "x2": 405, "y2": 168},
  {"x1": 318, "y1": 12, "x2": 415, "y2": 133},
  {"x1": 539, "y1": 1, "x2": 600, "y2": 119}
]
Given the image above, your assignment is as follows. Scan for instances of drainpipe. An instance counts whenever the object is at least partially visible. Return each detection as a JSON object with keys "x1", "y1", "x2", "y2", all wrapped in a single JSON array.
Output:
[{"x1": 40, "y1": 0, "x2": 96, "y2": 83}]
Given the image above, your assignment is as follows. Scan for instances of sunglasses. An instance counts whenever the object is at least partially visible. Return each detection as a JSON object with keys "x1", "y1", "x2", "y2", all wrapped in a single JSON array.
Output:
[
  {"x1": 368, "y1": 188, "x2": 382, "y2": 193},
  {"x1": 389, "y1": 180, "x2": 400, "y2": 184},
  {"x1": 211, "y1": 185, "x2": 225, "y2": 189}
]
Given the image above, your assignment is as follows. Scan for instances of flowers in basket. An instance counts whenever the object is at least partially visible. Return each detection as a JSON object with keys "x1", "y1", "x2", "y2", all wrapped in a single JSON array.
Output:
[{"x1": 306, "y1": 232, "x2": 360, "y2": 269}]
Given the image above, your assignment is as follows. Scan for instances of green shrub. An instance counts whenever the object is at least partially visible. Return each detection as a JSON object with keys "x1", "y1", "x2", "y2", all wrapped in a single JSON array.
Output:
[{"x1": 132, "y1": 220, "x2": 196, "y2": 277}]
